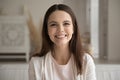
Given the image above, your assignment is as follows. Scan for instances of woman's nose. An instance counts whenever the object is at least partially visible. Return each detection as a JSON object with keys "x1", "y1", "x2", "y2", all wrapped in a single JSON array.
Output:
[{"x1": 57, "y1": 24, "x2": 64, "y2": 32}]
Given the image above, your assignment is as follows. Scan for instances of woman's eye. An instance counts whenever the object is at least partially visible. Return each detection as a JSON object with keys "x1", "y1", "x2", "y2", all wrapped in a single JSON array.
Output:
[
  {"x1": 64, "y1": 23, "x2": 70, "y2": 26},
  {"x1": 50, "y1": 24, "x2": 57, "y2": 27}
]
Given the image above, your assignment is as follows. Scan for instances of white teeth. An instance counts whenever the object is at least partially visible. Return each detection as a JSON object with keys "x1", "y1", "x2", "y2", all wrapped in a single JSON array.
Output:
[{"x1": 55, "y1": 35, "x2": 66, "y2": 39}]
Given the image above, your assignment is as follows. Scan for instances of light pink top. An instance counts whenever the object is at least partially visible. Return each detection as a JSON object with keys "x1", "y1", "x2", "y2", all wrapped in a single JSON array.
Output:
[{"x1": 50, "y1": 54, "x2": 74, "y2": 80}]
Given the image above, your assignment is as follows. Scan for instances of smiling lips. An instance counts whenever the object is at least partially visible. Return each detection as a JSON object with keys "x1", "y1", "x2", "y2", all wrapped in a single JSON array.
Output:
[{"x1": 55, "y1": 34, "x2": 67, "y2": 39}]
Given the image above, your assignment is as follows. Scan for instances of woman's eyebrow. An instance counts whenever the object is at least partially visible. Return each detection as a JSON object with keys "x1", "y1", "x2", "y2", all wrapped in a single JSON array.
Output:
[
  {"x1": 48, "y1": 20, "x2": 71, "y2": 25},
  {"x1": 48, "y1": 21, "x2": 57, "y2": 25},
  {"x1": 63, "y1": 20, "x2": 71, "y2": 23}
]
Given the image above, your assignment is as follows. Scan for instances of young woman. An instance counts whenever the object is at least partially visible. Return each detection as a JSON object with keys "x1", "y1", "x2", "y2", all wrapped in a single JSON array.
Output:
[{"x1": 29, "y1": 4, "x2": 96, "y2": 80}]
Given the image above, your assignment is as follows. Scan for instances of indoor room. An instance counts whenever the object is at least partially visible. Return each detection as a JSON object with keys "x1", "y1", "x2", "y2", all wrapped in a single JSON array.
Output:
[{"x1": 0, "y1": 0, "x2": 120, "y2": 80}]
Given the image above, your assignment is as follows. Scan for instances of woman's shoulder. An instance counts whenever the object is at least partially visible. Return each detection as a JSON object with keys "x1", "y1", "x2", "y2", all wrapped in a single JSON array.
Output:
[
  {"x1": 30, "y1": 56, "x2": 45, "y2": 63},
  {"x1": 30, "y1": 51, "x2": 51, "y2": 63},
  {"x1": 84, "y1": 53, "x2": 94, "y2": 63}
]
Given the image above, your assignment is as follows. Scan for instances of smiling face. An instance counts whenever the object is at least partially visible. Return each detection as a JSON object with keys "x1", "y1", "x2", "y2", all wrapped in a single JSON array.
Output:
[{"x1": 47, "y1": 10, "x2": 74, "y2": 47}]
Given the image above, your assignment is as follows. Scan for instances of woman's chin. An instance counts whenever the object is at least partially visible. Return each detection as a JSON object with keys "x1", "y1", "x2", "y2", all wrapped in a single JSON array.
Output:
[{"x1": 54, "y1": 41, "x2": 69, "y2": 47}]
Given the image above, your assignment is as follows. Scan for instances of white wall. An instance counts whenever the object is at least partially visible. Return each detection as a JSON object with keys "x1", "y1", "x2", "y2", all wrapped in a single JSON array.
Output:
[
  {"x1": 108, "y1": 0, "x2": 120, "y2": 61},
  {"x1": 0, "y1": 0, "x2": 25, "y2": 15}
]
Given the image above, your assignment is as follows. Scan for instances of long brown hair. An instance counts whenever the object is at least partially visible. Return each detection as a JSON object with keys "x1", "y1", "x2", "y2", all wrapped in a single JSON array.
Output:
[{"x1": 33, "y1": 4, "x2": 84, "y2": 75}]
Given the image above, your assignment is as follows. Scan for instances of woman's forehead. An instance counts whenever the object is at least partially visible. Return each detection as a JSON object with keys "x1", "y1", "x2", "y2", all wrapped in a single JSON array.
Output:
[{"x1": 48, "y1": 10, "x2": 72, "y2": 23}]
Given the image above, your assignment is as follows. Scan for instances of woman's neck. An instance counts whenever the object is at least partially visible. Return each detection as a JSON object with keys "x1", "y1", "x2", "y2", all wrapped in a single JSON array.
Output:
[{"x1": 52, "y1": 45, "x2": 71, "y2": 65}]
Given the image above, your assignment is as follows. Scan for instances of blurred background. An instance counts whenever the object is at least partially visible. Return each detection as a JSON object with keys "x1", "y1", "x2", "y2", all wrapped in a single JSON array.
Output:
[{"x1": 0, "y1": 0, "x2": 120, "y2": 80}]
